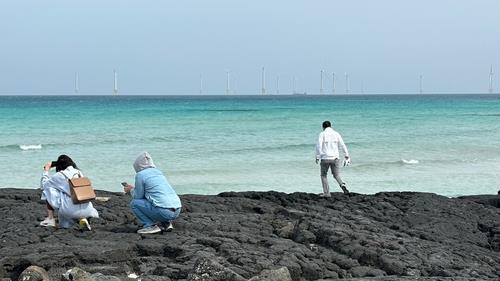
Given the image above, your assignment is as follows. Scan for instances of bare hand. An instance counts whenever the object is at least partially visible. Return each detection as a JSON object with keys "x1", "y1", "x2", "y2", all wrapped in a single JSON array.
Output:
[
  {"x1": 43, "y1": 162, "x2": 52, "y2": 171},
  {"x1": 343, "y1": 157, "x2": 352, "y2": 167},
  {"x1": 123, "y1": 184, "x2": 133, "y2": 194}
]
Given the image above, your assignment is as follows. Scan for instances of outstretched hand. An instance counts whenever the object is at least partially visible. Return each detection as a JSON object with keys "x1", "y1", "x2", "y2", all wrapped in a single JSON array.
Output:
[
  {"x1": 43, "y1": 162, "x2": 52, "y2": 172},
  {"x1": 343, "y1": 157, "x2": 351, "y2": 167},
  {"x1": 123, "y1": 184, "x2": 133, "y2": 194}
]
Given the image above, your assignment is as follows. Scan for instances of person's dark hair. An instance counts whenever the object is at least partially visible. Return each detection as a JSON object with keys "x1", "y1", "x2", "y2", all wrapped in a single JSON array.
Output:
[
  {"x1": 322, "y1": 121, "x2": 331, "y2": 129},
  {"x1": 55, "y1": 155, "x2": 78, "y2": 172}
]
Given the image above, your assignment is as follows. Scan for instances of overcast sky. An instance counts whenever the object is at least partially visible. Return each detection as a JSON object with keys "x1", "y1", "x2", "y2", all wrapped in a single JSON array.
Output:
[{"x1": 1, "y1": 0, "x2": 499, "y2": 95}]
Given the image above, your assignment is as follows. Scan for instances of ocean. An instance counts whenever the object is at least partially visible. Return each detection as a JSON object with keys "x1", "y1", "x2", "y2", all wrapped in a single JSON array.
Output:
[{"x1": 0, "y1": 94, "x2": 499, "y2": 197}]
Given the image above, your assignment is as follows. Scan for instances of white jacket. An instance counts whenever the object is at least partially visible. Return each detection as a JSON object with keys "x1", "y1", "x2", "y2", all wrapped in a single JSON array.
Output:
[
  {"x1": 40, "y1": 166, "x2": 99, "y2": 228},
  {"x1": 315, "y1": 127, "x2": 349, "y2": 160}
]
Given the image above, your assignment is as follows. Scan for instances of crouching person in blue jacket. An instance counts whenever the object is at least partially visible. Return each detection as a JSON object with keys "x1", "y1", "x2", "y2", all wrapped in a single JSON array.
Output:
[{"x1": 123, "y1": 152, "x2": 182, "y2": 234}]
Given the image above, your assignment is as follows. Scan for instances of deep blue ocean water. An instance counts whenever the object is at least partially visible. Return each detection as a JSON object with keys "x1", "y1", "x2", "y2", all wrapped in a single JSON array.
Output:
[{"x1": 1, "y1": 94, "x2": 499, "y2": 196}]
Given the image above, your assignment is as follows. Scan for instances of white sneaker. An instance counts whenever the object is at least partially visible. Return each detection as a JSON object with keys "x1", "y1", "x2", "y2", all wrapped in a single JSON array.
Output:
[
  {"x1": 137, "y1": 225, "x2": 161, "y2": 234},
  {"x1": 319, "y1": 193, "x2": 331, "y2": 198},
  {"x1": 40, "y1": 217, "x2": 56, "y2": 227}
]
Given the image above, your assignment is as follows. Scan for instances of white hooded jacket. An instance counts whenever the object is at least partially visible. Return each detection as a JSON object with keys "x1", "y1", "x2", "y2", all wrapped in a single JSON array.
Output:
[
  {"x1": 315, "y1": 127, "x2": 349, "y2": 160},
  {"x1": 40, "y1": 166, "x2": 99, "y2": 228}
]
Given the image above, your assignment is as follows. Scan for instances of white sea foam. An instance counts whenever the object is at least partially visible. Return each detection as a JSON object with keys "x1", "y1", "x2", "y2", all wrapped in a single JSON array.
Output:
[
  {"x1": 19, "y1": 144, "x2": 42, "y2": 151},
  {"x1": 401, "y1": 159, "x2": 419, "y2": 165}
]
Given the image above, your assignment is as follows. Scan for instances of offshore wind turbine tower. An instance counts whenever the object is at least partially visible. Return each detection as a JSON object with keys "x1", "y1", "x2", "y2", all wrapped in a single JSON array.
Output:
[
  {"x1": 292, "y1": 76, "x2": 297, "y2": 94},
  {"x1": 345, "y1": 72, "x2": 350, "y2": 94},
  {"x1": 261, "y1": 67, "x2": 266, "y2": 95},
  {"x1": 74, "y1": 72, "x2": 79, "y2": 94},
  {"x1": 226, "y1": 71, "x2": 230, "y2": 95},
  {"x1": 113, "y1": 70, "x2": 118, "y2": 95},
  {"x1": 332, "y1": 73, "x2": 335, "y2": 94},
  {"x1": 489, "y1": 65, "x2": 494, "y2": 94},
  {"x1": 320, "y1": 70, "x2": 324, "y2": 94},
  {"x1": 276, "y1": 75, "x2": 280, "y2": 94},
  {"x1": 419, "y1": 75, "x2": 423, "y2": 94},
  {"x1": 199, "y1": 74, "x2": 203, "y2": 94}
]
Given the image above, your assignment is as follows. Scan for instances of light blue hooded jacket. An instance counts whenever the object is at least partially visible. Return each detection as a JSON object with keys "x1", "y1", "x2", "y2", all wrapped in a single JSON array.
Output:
[{"x1": 132, "y1": 152, "x2": 181, "y2": 209}]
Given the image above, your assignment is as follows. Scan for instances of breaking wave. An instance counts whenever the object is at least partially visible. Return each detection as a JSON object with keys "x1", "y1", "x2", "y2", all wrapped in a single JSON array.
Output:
[
  {"x1": 353, "y1": 159, "x2": 421, "y2": 169},
  {"x1": 0, "y1": 144, "x2": 44, "y2": 151},
  {"x1": 19, "y1": 144, "x2": 43, "y2": 151},
  {"x1": 401, "y1": 159, "x2": 419, "y2": 165}
]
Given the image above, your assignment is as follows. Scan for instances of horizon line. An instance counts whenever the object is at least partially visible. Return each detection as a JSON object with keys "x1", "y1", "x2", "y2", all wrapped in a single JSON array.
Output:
[{"x1": 0, "y1": 92, "x2": 498, "y2": 97}]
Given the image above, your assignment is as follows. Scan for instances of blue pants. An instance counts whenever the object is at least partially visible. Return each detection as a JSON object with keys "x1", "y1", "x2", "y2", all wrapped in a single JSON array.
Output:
[{"x1": 130, "y1": 199, "x2": 181, "y2": 227}]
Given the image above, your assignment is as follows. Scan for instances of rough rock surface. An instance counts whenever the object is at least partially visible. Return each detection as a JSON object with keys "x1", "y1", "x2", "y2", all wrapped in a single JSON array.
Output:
[
  {"x1": 248, "y1": 267, "x2": 292, "y2": 281},
  {"x1": 17, "y1": 266, "x2": 50, "y2": 281},
  {"x1": 1, "y1": 189, "x2": 500, "y2": 281}
]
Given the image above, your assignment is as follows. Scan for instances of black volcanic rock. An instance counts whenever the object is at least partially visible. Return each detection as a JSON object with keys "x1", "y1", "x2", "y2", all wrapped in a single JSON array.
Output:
[{"x1": 1, "y1": 189, "x2": 500, "y2": 281}]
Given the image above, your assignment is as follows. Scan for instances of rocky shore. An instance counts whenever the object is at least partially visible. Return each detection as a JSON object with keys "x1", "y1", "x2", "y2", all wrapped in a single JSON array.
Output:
[{"x1": 1, "y1": 188, "x2": 500, "y2": 281}]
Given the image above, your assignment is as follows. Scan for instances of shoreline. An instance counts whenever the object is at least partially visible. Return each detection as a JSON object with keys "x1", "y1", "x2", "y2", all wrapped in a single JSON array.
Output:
[
  {"x1": 1, "y1": 188, "x2": 500, "y2": 281},
  {"x1": 0, "y1": 186, "x2": 497, "y2": 199}
]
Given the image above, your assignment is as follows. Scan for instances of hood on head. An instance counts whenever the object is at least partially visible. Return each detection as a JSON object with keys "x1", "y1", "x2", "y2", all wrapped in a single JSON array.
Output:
[
  {"x1": 60, "y1": 166, "x2": 79, "y2": 179},
  {"x1": 133, "y1": 152, "x2": 156, "y2": 173}
]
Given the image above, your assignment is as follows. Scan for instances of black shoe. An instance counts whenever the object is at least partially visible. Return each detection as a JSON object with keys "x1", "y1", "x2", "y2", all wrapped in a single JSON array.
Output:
[{"x1": 341, "y1": 184, "x2": 349, "y2": 194}]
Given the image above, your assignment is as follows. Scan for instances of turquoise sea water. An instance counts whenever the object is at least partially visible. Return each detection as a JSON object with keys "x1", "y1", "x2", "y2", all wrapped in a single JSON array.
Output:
[{"x1": 0, "y1": 94, "x2": 499, "y2": 197}]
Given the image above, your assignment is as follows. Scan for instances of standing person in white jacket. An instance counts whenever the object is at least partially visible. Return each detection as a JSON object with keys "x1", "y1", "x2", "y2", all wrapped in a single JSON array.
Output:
[
  {"x1": 40, "y1": 155, "x2": 99, "y2": 229},
  {"x1": 315, "y1": 120, "x2": 350, "y2": 197}
]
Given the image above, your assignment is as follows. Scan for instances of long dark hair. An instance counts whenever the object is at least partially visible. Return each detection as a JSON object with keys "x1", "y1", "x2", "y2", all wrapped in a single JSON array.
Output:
[{"x1": 55, "y1": 155, "x2": 78, "y2": 172}]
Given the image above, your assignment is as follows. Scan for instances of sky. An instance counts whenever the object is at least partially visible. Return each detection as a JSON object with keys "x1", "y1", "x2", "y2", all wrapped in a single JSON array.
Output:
[{"x1": 0, "y1": 0, "x2": 499, "y2": 95}]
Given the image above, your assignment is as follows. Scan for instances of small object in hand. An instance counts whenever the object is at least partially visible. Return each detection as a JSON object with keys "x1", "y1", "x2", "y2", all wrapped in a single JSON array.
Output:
[
  {"x1": 342, "y1": 158, "x2": 351, "y2": 167},
  {"x1": 43, "y1": 161, "x2": 54, "y2": 171},
  {"x1": 122, "y1": 182, "x2": 132, "y2": 194}
]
